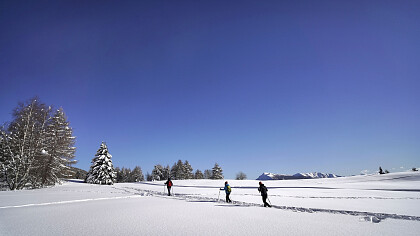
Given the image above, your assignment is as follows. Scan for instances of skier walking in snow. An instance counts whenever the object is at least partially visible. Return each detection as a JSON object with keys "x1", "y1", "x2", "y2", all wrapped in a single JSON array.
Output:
[
  {"x1": 165, "y1": 178, "x2": 173, "y2": 196},
  {"x1": 220, "y1": 181, "x2": 232, "y2": 203},
  {"x1": 258, "y1": 181, "x2": 271, "y2": 207}
]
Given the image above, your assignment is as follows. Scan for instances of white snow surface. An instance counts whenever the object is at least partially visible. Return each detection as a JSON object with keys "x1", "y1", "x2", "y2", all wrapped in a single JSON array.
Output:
[{"x1": 1, "y1": 171, "x2": 420, "y2": 235}]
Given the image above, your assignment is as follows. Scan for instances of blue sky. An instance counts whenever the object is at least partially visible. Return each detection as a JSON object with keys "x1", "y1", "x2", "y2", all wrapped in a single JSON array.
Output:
[{"x1": 1, "y1": 0, "x2": 419, "y2": 179}]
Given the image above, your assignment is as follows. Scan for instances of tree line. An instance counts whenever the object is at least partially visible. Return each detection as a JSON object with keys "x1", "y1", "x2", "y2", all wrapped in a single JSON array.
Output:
[
  {"x1": 146, "y1": 161, "x2": 224, "y2": 181},
  {"x1": 0, "y1": 98, "x2": 76, "y2": 190}
]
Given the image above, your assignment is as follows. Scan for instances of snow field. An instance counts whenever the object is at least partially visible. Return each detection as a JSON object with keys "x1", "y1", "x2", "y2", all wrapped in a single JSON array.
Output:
[{"x1": 0, "y1": 171, "x2": 419, "y2": 235}]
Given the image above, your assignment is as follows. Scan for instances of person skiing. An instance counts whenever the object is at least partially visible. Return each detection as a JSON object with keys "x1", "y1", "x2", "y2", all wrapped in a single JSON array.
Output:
[
  {"x1": 220, "y1": 181, "x2": 232, "y2": 203},
  {"x1": 164, "y1": 178, "x2": 173, "y2": 196},
  {"x1": 258, "y1": 181, "x2": 271, "y2": 207}
]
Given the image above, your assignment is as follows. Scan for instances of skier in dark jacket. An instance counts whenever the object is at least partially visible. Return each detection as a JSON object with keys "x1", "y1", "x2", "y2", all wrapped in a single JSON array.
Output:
[
  {"x1": 164, "y1": 178, "x2": 173, "y2": 196},
  {"x1": 220, "y1": 181, "x2": 232, "y2": 203},
  {"x1": 258, "y1": 181, "x2": 271, "y2": 207}
]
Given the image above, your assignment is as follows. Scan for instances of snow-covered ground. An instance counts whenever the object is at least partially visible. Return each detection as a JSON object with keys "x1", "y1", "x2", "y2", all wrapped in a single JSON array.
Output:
[{"x1": 1, "y1": 171, "x2": 419, "y2": 235}]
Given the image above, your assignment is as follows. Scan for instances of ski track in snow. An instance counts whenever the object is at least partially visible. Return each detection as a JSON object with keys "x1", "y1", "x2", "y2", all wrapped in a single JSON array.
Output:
[
  {"x1": 0, "y1": 195, "x2": 143, "y2": 209},
  {"x1": 113, "y1": 186, "x2": 420, "y2": 223},
  {"x1": 240, "y1": 193, "x2": 420, "y2": 200}
]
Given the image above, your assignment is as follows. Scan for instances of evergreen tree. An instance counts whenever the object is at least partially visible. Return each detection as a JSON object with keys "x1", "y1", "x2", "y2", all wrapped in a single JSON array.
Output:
[
  {"x1": 194, "y1": 169, "x2": 204, "y2": 179},
  {"x1": 211, "y1": 163, "x2": 223, "y2": 179},
  {"x1": 122, "y1": 167, "x2": 131, "y2": 182},
  {"x1": 151, "y1": 164, "x2": 164, "y2": 181},
  {"x1": 85, "y1": 142, "x2": 116, "y2": 185},
  {"x1": 115, "y1": 167, "x2": 123, "y2": 182},
  {"x1": 170, "y1": 162, "x2": 177, "y2": 179},
  {"x1": 130, "y1": 166, "x2": 144, "y2": 182},
  {"x1": 176, "y1": 160, "x2": 185, "y2": 179},
  {"x1": 162, "y1": 165, "x2": 171, "y2": 180},
  {"x1": 171, "y1": 160, "x2": 186, "y2": 180},
  {"x1": 146, "y1": 172, "x2": 152, "y2": 181},
  {"x1": 184, "y1": 160, "x2": 194, "y2": 179}
]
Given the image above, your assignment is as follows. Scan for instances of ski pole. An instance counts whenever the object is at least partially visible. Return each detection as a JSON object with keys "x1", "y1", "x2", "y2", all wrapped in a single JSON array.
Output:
[
  {"x1": 267, "y1": 196, "x2": 272, "y2": 205},
  {"x1": 217, "y1": 189, "x2": 221, "y2": 202}
]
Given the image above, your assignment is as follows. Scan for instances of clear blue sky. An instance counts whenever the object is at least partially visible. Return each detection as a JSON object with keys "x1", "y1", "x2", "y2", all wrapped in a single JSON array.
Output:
[{"x1": 1, "y1": 0, "x2": 419, "y2": 179}]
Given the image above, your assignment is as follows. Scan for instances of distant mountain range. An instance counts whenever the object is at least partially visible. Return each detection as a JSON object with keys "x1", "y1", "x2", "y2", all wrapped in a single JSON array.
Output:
[{"x1": 257, "y1": 172, "x2": 339, "y2": 180}]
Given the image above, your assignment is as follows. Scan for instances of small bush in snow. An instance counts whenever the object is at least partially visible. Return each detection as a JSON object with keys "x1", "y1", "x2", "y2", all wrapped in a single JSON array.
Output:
[{"x1": 236, "y1": 171, "x2": 247, "y2": 180}]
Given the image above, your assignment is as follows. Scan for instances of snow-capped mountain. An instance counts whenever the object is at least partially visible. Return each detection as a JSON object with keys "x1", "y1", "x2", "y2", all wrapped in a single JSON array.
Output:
[{"x1": 257, "y1": 172, "x2": 339, "y2": 180}]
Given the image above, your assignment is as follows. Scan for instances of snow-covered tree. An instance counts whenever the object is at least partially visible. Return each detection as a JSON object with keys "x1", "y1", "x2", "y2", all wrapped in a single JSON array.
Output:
[
  {"x1": 0, "y1": 98, "x2": 51, "y2": 190},
  {"x1": 194, "y1": 169, "x2": 204, "y2": 179},
  {"x1": 0, "y1": 98, "x2": 77, "y2": 190},
  {"x1": 130, "y1": 166, "x2": 144, "y2": 182},
  {"x1": 115, "y1": 167, "x2": 131, "y2": 183},
  {"x1": 151, "y1": 164, "x2": 164, "y2": 181},
  {"x1": 115, "y1": 167, "x2": 122, "y2": 182},
  {"x1": 162, "y1": 165, "x2": 171, "y2": 180},
  {"x1": 39, "y1": 108, "x2": 76, "y2": 186},
  {"x1": 183, "y1": 160, "x2": 194, "y2": 179},
  {"x1": 235, "y1": 171, "x2": 247, "y2": 180},
  {"x1": 171, "y1": 160, "x2": 186, "y2": 180},
  {"x1": 211, "y1": 163, "x2": 223, "y2": 179},
  {"x1": 85, "y1": 142, "x2": 116, "y2": 185}
]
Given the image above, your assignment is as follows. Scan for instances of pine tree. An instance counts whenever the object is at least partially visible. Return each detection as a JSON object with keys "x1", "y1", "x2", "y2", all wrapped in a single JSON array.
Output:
[
  {"x1": 194, "y1": 169, "x2": 204, "y2": 179},
  {"x1": 211, "y1": 163, "x2": 223, "y2": 179},
  {"x1": 146, "y1": 172, "x2": 152, "y2": 181},
  {"x1": 171, "y1": 160, "x2": 186, "y2": 180},
  {"x1": 151, "y1": 164, "x2": 164, "y2": 181},
  {"x1": 162, "y1": 165, "x2": 171, "y2": 180},
  {"x1": 170, "y1": 162, "x2": 178, "y2": 179},
  {"x1": 85, "y1": 142, "x2": 116, "y2": 185},
  {"x1": 121, "y1": 167, "x2": 131, "y2": 182},
  {"x1": 115, "y1": 167, "x2": 122, "y2": 182},
  {"x1": 184, "y1": 160, "x2": 194, "y2": 179},
  {"x1": 176, "y1": 160, "x2": 185, "y2": 179},
  {"x1": 130, "y1": 166, "x2": 144, "y2": 182}
]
